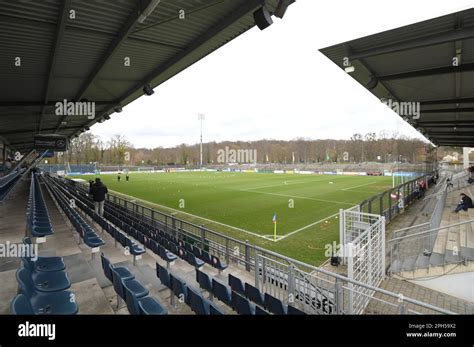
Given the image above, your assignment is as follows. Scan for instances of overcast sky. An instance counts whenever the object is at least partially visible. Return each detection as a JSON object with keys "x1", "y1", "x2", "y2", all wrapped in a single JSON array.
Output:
[{"x1": 90, "y1": 0, "x2": 474, "y2": 149}]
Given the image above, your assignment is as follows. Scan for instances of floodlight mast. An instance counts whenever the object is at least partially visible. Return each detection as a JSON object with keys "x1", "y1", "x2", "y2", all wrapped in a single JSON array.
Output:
[{"x1": 198, "y1": 114, "x2": 205, "y2": 168}]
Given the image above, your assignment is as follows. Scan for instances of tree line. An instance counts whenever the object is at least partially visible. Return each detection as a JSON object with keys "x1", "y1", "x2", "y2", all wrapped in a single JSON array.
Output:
[{"x1": 52, "y1": 131, "x2": 435, "y2": 166}]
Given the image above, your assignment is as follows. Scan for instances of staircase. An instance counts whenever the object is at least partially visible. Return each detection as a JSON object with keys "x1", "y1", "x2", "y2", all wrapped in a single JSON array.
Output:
[{"x1": 388, "y1": 180, "x2": 474, "y2": 279}]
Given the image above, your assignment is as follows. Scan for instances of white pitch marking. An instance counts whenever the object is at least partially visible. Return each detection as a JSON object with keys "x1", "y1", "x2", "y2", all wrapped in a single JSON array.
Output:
[
  {"x1": 341, "y1": 181, "x2": 378, "y2": 191},
  {"x1": 240, "y1": 189, "x2": 354, "y2": 206},
  {"x1": 278, "y1": 212, "x2": 340, "y2": 241}
]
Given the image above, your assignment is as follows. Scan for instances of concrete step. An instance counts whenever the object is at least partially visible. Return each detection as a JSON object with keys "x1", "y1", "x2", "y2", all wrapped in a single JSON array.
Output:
[
  {"x1": 429, "y1": 252, "x2": 445, "y2": 267},
  {"x1": 414, "y1": 254, "x2": 430, "y2": 269},
  {"x1": 444, "y1": 249, "x2": 462, "y2": 264},
  {"x1": 460, "y1": 247, "x2": 474, "y2": 261},
  {"x1": 432, "y1": 230, "x2": 447, "y2": 254},
  {"x1": 401, "y1": 256, "x2": 417, "y2": 271},
  {"x1": 445, "y1": 227, "x2": 460, "y2": 251}
]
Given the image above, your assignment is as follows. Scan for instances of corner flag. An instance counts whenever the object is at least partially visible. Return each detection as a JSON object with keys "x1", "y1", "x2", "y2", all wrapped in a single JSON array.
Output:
[{"x1": 273, "y1": 213, "x2": 277, "y2": 241}]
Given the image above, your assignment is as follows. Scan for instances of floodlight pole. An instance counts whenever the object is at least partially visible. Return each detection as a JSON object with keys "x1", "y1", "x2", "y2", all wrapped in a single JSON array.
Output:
[{"x1": 198, "y1": 114, "x2": 205, "y2": 168}]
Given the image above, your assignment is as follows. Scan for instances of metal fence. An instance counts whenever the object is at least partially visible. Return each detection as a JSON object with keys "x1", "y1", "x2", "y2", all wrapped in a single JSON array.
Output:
[
  {"x1": 98, "y1": 187, "x2": 457, "y2": 314},
  {"x1": 342, "y1": 209, "x2": 386, "y2": 314},
  {"x1": 359, "y1": 174, "x2": 433, "y2": 223}
]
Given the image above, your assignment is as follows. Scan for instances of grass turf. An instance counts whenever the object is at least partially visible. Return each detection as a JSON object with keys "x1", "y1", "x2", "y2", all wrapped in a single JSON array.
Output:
[{"x1": 72, "y1": 172, "x2": 392, "y2": 265}]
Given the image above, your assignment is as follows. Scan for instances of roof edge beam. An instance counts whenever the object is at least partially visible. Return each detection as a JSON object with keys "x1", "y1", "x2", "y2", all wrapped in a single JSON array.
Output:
[
  {"x1": 378, "y1": 62, "x2": 474, "y2": 81},
  {"x1": 348, "y1": 26, "x2": 474, "y2": 60}
]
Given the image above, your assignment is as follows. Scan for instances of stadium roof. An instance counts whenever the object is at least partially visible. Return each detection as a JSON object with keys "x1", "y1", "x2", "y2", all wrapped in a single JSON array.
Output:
[
  {"x1": 0, "y1": 0, "x2": 294, "y2": 151},
  {"x1": 320, "y1": 7, "x2": 474, "y2": 148}
]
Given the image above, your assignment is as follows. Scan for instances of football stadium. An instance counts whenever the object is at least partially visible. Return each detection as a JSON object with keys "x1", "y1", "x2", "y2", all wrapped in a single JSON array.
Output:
[{"x1": 0, "y1": 0, "x2": 473, "y2": 344}]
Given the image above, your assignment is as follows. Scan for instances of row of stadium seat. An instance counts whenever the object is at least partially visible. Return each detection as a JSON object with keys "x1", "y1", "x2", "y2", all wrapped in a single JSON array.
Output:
[
  {"x1": 0, "y1": 168, "x2": 24, "y2": 201},
  {"x1": 101, "y1": 254, "x2": 167, "y2": 315},
  {"x1": 43, "y1": 175, "x2": 105, "y2": 250},
  {"x1": 156, "y1": 262, "x2": 223, "y2": 315},
  {"x1": 27, "y1": 173, "x2": 54, "y2": 238},
  {"x1": 44, "y1": 174, "x2": 147, "y2": 264},
  {"x1": 228, "y1": 273, "x2": 305, "y2": 315},
  {"x1": 46, "y1": 173, "x2": 229, "y2": 272},
  {"x1": 11, "y1": 238, "x2": 78, "y2": 315}
]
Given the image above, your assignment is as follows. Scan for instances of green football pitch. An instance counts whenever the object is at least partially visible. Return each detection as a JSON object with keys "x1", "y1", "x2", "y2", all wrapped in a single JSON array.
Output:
[{"x1": 72, "y1": 172, "x2": 392, "y2": 265}]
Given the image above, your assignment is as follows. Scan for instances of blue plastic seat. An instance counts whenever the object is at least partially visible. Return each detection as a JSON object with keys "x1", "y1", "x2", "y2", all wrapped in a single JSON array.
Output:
[
  {"x1": 245, "y1": 283, "x2": 265, "y2": 307},
  {"x1": 111, "y1": 267, "x2": 148, "y2": 308},
  {"x1": 123, "y1": 281, "x2": 165, "y2": 315},
  {"x1": 212, "y1": 279, "x2": 232, "y2": 307},
  {"x1": 188, "y1": 286, "x2": 210, "y2": 315},
  {"x1": 21, "y1": 256, "x2": 65, "y2": 273},
  {"x1": 255, "y1": 305, "x2": 271, "y2": 315},
  {"x1": 178, "y1": 247, "x2": 187, "y2": 260},
  {"x1": 193, "y1": 246, "x2": 202, "y2": 259},
  {"x1": 22, "y1": 238, "x2": 65, "y2": 272},
  {"x1": 287, "y1": 305, "x2": 306, "y2": 315},
  {"x1": 209, "y1": 301, "x2": 225, "y2": 315},
  {"x1": 16, "y1": 269, "x2": 78, "y2": 315},
  {"x1": 158, "y1": 244, "x2": 177, "y2": 268},
  {"x1": 228, "y1": 274, "x2": 245, "y2": 296},
  {"x1": 125, "y1": 238, "x2": 145, "y2": 265},
  {"x1": 196, "y1": 269, "x2": 213, "y2": 299},
  {"x1": 138, "y1": 296, "x2": 168, "y2": 315},
  {"x1": 22, "y1": 267, "x2": 71, "y2": 293},
  {"x1": 10, "y1": 294, "x2": 34, "y2": 314},
  {"x1": 156, "y1": 262, "x2": 171, "y2": 288},
  {"x1": 169, "y1": 273, "x2": 187, "y2": 306},
  {"x1": 101, "y1": 253, "x2": 134, "y2": 283},
  {"x1": 232, "y1": 291, "x2": 256, "y2": 315},
  {"x1": 188, "y1": 253, "x2": 205, "y2": 268},
  {"x1": 201, "y1": 250, "x2": 212, "y2": 264},
  {"x1": 211, "y1": 255, "x2": 228, "y2": 274},
  {"x1": 126, "y1": 238, "x2": 145, "y2": 256},
  {"x1": 184, "y1": 242, "x2": 193, "y2": 254},
  {"x1": 264, "y1": 293, "x2": 287, "y2": 315}
]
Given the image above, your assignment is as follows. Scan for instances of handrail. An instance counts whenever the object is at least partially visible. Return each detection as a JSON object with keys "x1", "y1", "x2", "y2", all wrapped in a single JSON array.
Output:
[{"x1": 389, "y1": 218, "x2": 474, "y2": 243}]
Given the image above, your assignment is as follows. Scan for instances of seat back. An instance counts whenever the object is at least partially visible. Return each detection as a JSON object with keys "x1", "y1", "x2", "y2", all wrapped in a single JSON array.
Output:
[
  {"x1": 232, "y1": 291, "x2": 254, "y2": 315},
  {"x1": 201, "y1": 250, "x2": 211, "y2": 264},
  {"x1": 170, "y1": 274, "x2": 187, "y2": 302},
  {"x1": 124, "y1": 282, "x2": 141, "y2": 315},
  {"x1": 212, "y1": 279, "x2": 231, "y2": 306},
  {"x1": 16, "y1": 268, "x2": 35, "y2": 298},
  {"x1": 287, "y1": 305, "x2": 306, "y2": 315},
  {"x1": 255, "y1": 305, "x2": 270, "y2": 315},
  {"x1": 111, "y1": 267, "x2": 126, "y2": 300},
  {"x1": 245, "y1": 283, "x2": 264, "y2": 307},
  {"x1": 100, "y1": 253, "x2": 113, "y2": 282},
  {"x1": 228, "y1": 274, "x2": 245, "y2": 295},
  {"x1": 156, "y1": 262, "x2": 170, "y2": 288},
  {"x1": 11, "y1": 294, "x2": 34, "y2": 314},
  {"x1": 264, "y1": 293, "x2": 287, "y2": 315},
  {"x1": 208, "y1": 301, "x2": 224, "y2": 315},
  {"x1": 187, "y1": 286, "x2": 208, "y2": 315},
  {"x1": 196, "y1": 269, "x2": 212, "y2": 292}
]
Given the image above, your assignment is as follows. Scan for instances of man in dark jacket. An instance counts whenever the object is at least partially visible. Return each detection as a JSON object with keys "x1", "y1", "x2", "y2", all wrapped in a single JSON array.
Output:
[
  {"x1": 454, "y1": 193, "x2": 473, "y2": 213},
  {"x1": 89, "y1": 178, "x2": 108, "y2": 216}
]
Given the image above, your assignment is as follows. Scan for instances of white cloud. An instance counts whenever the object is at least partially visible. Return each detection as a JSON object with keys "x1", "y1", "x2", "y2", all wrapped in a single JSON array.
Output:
[{"x1": 91, "y1": 0, "x2": 474, "y2": 148}]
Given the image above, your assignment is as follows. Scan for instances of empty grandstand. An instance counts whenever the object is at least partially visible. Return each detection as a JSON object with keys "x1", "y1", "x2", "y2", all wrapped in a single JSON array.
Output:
[{"x1": 0, "y1": 1, "x2": 473, "y2": 346}]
